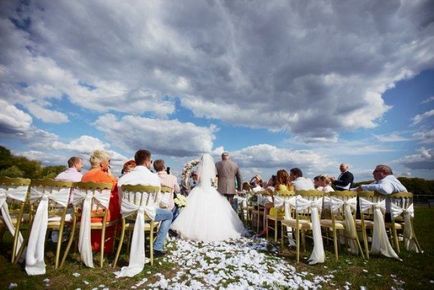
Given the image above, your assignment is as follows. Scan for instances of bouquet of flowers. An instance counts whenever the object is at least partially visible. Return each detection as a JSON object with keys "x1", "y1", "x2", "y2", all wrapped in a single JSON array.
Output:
[{"x1": 174, "y1": 194, "x2": 187, "y2": 208}]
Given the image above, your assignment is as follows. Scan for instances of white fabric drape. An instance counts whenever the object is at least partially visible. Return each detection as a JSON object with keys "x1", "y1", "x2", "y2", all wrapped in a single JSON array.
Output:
[
  {"x1": 323, "y1": 196, "x2": 359, "y2": 254},
  {"x1": 390, "y1": 203, "x2": 420, "y2": 253},
  {"x1": 359, "y1": 198, "x2": 401, "y2": 260},
  {"x1": 73, "y1": 188, "x2": 111, "y2": 268},
  {"x1": 295, "y1": 196, "x2": 324, "y2": 264},
  {"x1": 0, "y1": 186, "x2": 28, "y2": 257},
  {"x1": 114, "y1": 199, "x2": 155, "y2": 278},
  {"x1": 25, "y1": 187, "x2": 71, "y2": 275}
]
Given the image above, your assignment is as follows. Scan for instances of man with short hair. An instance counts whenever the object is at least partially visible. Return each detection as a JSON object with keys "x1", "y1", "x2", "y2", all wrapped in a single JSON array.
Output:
[
  {"x1": 118, "y1": 149, "x2": 173, "y2": 257},
  {"x1": 289, "y1": 167, "x2": 315, "y2": 191},
  {"x1": 55, "y1": 156, "x2": 83, "y2": 182},
  {"x1": 331, "y1": 163, "x2": 354, "y2": 190},
  {"x1": 356, "y1": 165, "x2": 407, "y2": 195},
  {"x1": 215, "y1": 152, "x2": 242, "y2": 209}
]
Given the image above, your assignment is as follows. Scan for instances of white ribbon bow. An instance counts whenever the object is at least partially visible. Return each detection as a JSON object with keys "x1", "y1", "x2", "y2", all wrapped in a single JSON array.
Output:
[
  {"x1": 73, "y1": 188, "x2": 111, "y2": 268},
  {"x1": 390, "y1": 203, "x2": 421, "y2": 253},
  {"x1": 359, "y1": 198, "x2": 401, "y2": 260},
  {"x1": 0, "y1": 186, "x2": 28, "y2": 259},
  {"x1": 295, "y1": 196, "x2": 324, "y2": 264},
  {"x1": 25, "y1": 187, "x2": 71, "y2": 275}
]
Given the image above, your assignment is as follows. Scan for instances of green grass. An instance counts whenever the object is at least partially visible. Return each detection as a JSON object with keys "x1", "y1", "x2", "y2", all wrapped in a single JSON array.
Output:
[{"x1": 1, "y1": 207, "x2": 433, "y2": 289}]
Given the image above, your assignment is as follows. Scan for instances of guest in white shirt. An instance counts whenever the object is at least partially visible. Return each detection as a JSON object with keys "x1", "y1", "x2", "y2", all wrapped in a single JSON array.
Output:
[
  {"x1": 289, "y1": 168, "x2": 315, "y2": 191},
  {"x1": 318, "y1": 175, "x2": 334, "y2": 193},
  {"x1": 356, "y1": 165, "x2": 407, "y2": 195},
  {"x1": 55, "y1": 157, "x2": 83, "y2": 182},
  {"x1": 118, "y1": 150, "x2": 173, "y2": 257}
]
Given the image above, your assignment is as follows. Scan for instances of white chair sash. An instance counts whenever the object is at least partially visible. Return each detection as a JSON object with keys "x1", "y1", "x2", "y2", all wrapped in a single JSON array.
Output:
[
  {"x1": 359, "y1": 198, "x2": 401, "y2": 260},
  {"x1": 73, "y1": 188, "x2": 111, "y2": 268},
  {"x1": 114, "y1": 199, "x2": 155, "y2": 278},
  {"x1": 25, "y1": 187, "x2": 71, "y2": 275},
  {"x1": 295, "y1": 196, "x2": 324, "y2": 264},
  {"x1": 391, "y1": 203, "x2": 420, "y2": 253},
  {"x1": 324, "y1": 196, "x2": 359, "y2": 254},
  {"x1": 0, "y1": 186, "x2": 28, "y2": 257}
]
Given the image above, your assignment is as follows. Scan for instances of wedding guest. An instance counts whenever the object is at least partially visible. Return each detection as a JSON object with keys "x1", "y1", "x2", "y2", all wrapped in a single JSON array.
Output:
[
  {"x1": 266, "y1": 175, "x2": 277, "y2": 190},
  {"x1": 275, "y1": 169, "x2": 294, "y2": 194},
  {"x1": 154, "y1": 159, "x2": 180, "y2": 219},
  {"x1": 118, "y1": 149, "x2": 173, "y2": 257},
  {"x1": 121, "y1": 160, "x2": 136, "y2": 176},
  {"x1": 318, "y1": 175, "x2": 334, "y2": 193},
  {"x1": 313, "y1": 176, "x2": 321, "y2": 189},
  {"x1": 331, "y1": 163, "x2": 354, "y2": 191},
  {"x1": 289, "y1": 168, "x2": 315, "y2": 191},
  {"x1": 356, "y1": 165, "x2": 407, "y2": 195},
  {"x1": 81, "y1": 150, "x2": 120, "y2": 253},
  {"x1": 55, "y1": 156, "x2": 83, "y2": 182}
]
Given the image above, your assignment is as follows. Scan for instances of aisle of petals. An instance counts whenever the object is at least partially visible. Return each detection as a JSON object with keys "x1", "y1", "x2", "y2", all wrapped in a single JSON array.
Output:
[{"x1": 137, "y1": 237, "x2": 334, "y2": 289}]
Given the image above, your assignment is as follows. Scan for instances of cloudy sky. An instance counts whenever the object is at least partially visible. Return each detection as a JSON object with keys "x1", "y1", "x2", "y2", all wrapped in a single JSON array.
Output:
[{"x1": 1, "y1": 0, "x2": 433, "y2": 181}]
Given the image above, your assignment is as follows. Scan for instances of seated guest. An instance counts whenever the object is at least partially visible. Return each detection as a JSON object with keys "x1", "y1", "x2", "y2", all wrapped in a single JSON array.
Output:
[
  {"x1": 55, "y1": 156, "x2": 83, "y2": 182},
  {"x1": 265, "y1": 175, "x2": 277, "y2": 191},
  {"x1": 121, "y1": 160, "x2": 136, "y2": 176},
  {"x1": 118, "y1": 150, "x2": 173, "y2": 257},
  {"x1": 331, "y1": 163, "x2": 354, "y2": 191},
  {"x1": 318, "y1": 175, "x2": 334, "y2": 193},
  {"x1": 356, "y1": 165, "x2": 407, "y2": 195},
  {"x1": 289, "y1": 168, "x2": 315, "y2": 191},
  {"x1": 153, "y1": 159, "x2": 180, "y2": 219},
  {"x1": 313, "y1": 176, "x2": 321, "y2": 189},
  {"x1": 275, "y1": 169, "x2": 294, "y2": 194},
  {"x1": 81, "y1": 150, "x2": 120, "y2": 253}
]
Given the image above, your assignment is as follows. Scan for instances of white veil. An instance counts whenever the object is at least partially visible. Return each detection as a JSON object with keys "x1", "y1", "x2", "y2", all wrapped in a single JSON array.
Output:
[{"x1": 196, "y1": 153, "x2": 217, "y2": 189}]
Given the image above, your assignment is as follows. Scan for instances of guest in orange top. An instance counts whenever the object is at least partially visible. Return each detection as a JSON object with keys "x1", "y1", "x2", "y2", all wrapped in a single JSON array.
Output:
[{"x1": 81, "y1": 150, "x2": 120, "y2": 253}]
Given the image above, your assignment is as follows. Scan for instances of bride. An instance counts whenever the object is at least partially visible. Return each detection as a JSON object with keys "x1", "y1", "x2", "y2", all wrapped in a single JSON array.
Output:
[{"x1": 171, "y1": 153, "x2": 245, "y2": 242}]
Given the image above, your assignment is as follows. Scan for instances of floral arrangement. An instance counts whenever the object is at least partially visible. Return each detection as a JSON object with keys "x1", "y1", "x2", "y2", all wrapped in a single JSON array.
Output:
[
  {"x1": 174, "y1": 194, "x2": 187, "y2": 208},
  {"x1": 181, "y1": 159, "x2": 200, "y2": 190}
]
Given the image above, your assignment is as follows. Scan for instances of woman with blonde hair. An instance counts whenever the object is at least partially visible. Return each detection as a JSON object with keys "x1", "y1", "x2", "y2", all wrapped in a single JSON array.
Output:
[
  {"x1": 81, "y1": 150, "x2": 120, "y2": 253},
  {"x1": 318, "y1": 175, "x2": 334, "y2": 193}
]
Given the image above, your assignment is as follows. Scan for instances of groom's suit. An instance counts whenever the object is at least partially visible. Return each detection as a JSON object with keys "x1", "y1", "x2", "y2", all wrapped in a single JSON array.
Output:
[{"x1": 215, "y1": 159, "x2": 242, "y2": 197}]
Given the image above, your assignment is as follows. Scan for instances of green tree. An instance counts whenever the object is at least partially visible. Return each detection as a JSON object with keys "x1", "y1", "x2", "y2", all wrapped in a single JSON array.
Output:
[{"x1": 0, "y1": 165, "x2": 25, "y2": 178}]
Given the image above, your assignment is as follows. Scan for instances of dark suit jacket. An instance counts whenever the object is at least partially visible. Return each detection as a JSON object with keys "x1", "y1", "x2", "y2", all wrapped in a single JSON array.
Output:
[
  {"x1": 215, "y1": 159, "x2": 242, "y2": 194},
  {"x1": 333, "y1": 171, "x2": 354, "y2": 190}
]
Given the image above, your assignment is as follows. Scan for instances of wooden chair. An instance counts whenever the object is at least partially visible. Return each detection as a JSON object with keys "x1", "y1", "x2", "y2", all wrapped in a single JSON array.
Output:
[
  {"x1": 266, "y1": 190, "x2": 294, "y2": 242},
  {"x1": 25, "y1": 179, "x2": 74, "y2": 273},
  {"x1": 113, "y1": 184, "x2": 161, "y2": 268},
  {"x1": 71, "y1": 182, "x2": 115, "y2": 268},
  {"x1": 281, "y1": 190, "x2": 324, "y2": 263},
  {"x1": 389, "y1": 192, "x2": 422, "y2": 253},
  {"x1": 0, "y1": 177, "x2": 31, "y2": 263},
  {"x1": 250, "y1": 190, "x2": 270, "y2": 233},
  {"x1": 356, "y1": 191, "x2": 381, "y2": 259},
  {"x1": 320, "y1": 190, "x2": 365, "y2": 261}
]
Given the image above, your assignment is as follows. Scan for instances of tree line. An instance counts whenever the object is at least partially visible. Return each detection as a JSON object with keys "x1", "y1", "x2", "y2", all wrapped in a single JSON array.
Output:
[{"x1": 1, "y1": 145, "x2": 433, "y2": 196}]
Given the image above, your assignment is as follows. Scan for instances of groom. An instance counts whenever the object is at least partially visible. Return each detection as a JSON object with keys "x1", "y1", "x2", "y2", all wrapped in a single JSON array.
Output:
[{"x1": 215, "y1": 152, "x2": 242, "y2": 210}]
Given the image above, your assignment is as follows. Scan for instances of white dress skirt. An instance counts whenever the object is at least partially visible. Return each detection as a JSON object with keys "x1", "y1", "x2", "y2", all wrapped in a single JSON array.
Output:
[{"x1": 171, "y1": 184, "x2": 245, "y2": 242}]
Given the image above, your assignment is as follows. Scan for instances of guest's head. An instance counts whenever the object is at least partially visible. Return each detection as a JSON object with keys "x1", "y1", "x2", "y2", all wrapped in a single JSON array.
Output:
[
  {"x1": 121, "y1": 160, "x2": 136, "y2": 175},
  {"x1": 289, "y1": 168, "x2": 303, "y2": 180},
  {"x1": 313, "y1": 175, "x2": 321, "y2": 188},
  {"x1": 242, "y1": 182, "x2": 251, "y2": 192},
  {"x1": 318, "y1": 175, "x2": 332, "y2": 187},
  {"x1": 339, "y1": 163, "x2": 349, "y2": 173},
  {"x1": 276, "y1": 169, "x2": 291, "y2": 188},
  {"x1": 134, "y1": 149, "x2": 152, "y2": 169},
  {"x1": 89, "y1": 150, "x2": 111, "y2": 172},
  {"x1": 267, "y1": 175, "x2": 277, "y2": 187},
  {"x1": 153, "y1": 159, "x2": 166, "y2": 172},
  {"x1": 372, "y1": 165, "x2": 393, "y2": 181},
  {"x1": 221, "y1": 152, "x2": 230, "y2": 160},
  {"x1": 68, "y1": 156, "x2": 83, "y2": 172}
]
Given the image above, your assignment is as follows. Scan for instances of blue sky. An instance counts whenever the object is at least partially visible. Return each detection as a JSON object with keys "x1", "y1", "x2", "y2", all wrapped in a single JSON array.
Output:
[{"x1": 1, "y1": 0, "x2": 433, "y2": 182}]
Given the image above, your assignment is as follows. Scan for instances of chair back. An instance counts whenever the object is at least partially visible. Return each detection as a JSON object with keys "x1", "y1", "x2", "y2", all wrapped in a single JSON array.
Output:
[
  {"x1": 389, "y1": 192, "x2": 413, "y2": 220},
  {"x1": 294, "y1": 190, "x2": 324, "y2": 218},
  {"x1": 0, "y1": 177, "x2": 31, "y2": 212},
  {"x1": 357, "y1": 191, "x2": 385, "y2": 221},
  {"x1": 121, "y1": 184, "x2": 161, "y2": 207},
  {"x1": 72, "y1": 181, "x2": 112, "y2": 214},
  {"x1": 29, "y1": 179, "x2": 74, "y2": 216}
]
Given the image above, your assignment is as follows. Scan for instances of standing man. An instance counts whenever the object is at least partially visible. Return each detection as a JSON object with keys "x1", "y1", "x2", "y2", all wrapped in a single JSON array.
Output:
[
  {"x1": 215, "y1": 152, "x2": 242, "y2": 209},
  {"x1": 55, "y1": 156, "x2": 83, "y2": 182},
  {"x1": 331, "y1": 163, "x2": 354, "y2": 191}
]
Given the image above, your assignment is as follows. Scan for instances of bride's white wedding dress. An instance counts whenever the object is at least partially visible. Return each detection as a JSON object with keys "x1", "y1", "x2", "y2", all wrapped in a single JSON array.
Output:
[{"x1": 171, "y1": 154, "x2": 245, "y2": 242}]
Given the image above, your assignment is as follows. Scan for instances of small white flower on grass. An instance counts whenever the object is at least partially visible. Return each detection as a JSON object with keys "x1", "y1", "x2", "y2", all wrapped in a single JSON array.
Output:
[
  {"x1": 360, "y1": 286, "x2": 367, "y2": 290},
  {"x1": 98, "y1": 285, "x2": 105, "y2": 288},
  {"x1": 430, "y1": 280, "x2": 434, "y2": 284},
  {"x1": 43, "y1": 278, "x2": 50, "y2": 283},
  {"x1": 73, "y1": 273, "x2": 81, "y2": 277},
  {"x1": 83, "y1": 280, "x2": 89, "y2": 285},
  {"x1": 8, "y1": 283, "x2": 18, "y2": 289},
  {"x1": 376, "y1": 274, "x2": 382, "y2": 277},
  {"x1": 362, "y1": 269, "x2": 368, "y2": 273}
]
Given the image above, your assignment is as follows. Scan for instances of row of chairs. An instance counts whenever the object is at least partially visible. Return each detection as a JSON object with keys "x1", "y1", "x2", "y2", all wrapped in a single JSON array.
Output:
[
  {"x1": 239, "y1": 189, "x2": 422, "y2": 263},
  {"x1": 0, "y1": 177, "x2": 171, "y2": 276}
]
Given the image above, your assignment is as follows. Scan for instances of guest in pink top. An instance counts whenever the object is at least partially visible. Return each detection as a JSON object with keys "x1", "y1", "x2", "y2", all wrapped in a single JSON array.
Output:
[
  {"x1": 154, "y1": 159, "x2": 180, "y2": 219},
  {"x1": 55, "y1": 156, "x2": 83, "y2": 182}
]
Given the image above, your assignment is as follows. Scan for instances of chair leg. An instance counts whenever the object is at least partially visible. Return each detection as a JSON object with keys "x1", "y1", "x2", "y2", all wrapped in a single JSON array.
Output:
[
  {"x1": 296, "y1": 224, "x2": 300, "y2": 263},
  {"x1": 265, "y1": 218, "x2": 269, "y2": 239},
  {"x1": 113, "y1": 218, "x2": 126, "y2": 268},
  {"x1": 274, "y1": 220, "x2": 278, "y2": 243},
  {"x1": 333, "y1": 227, "x2": 338, "y2": 261},
  {"x1": 61, "y1": 215, "x2": 77, "y2": 268},
  {"x1": 55, "y1": 224, "x2": 65, "y2": 269},
  {"x1": 355, "y1": 236, "x2": 365, "y2": 259},
  {"x1": 392, "y1": 224, "x2": 400, "y2": 253},
  {"x1": 100, "y1": 220, "x2": 108, "y2": 268},
  {"x1": 362, "y1": 226, "x2": 369, "y2": 259},
  {"x1": 150, "y1": 221, "x2": 154, "y2": 266},
  {"x1": 11, "y1": 212, "x2": 24, "y2": 264}
]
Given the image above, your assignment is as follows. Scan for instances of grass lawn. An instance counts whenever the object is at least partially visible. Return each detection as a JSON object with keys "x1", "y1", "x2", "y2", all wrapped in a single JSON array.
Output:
[{"x1": 1, "y1": 207, "x2": 433, "y2": 289}]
